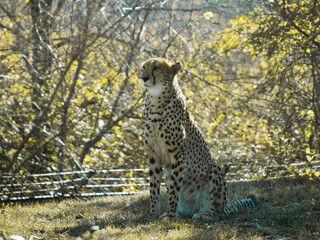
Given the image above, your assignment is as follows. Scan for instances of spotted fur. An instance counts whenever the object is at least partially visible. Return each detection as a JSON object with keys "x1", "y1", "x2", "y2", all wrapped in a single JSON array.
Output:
[{"x1": 141, "y1": 58, "x2": 227, "y2": 218}]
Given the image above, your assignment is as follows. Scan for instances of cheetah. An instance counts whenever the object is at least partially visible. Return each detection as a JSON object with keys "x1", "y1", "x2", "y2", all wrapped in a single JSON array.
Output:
[{"x1": 141, "y1": 57, "x2": 227, "y2": 218}]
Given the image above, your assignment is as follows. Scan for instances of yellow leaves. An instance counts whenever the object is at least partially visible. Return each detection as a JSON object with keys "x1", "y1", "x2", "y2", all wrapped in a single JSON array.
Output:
[
  {"x1": 208, "y1": 113, "x2": 224, "y2": 131},
  {"x1": 139, "y1": 164, "x2": 146, "y2": 169},
  {"x1": 306, "y1": 130, "x2": 312, "y2": 139},
  {"x1": 229, "y1": 18, "x2": 237, "y2": 25},
  {"x1": 70, "y1": 60, "x2": 78, "y2": 71},
  {"x1": 101, "y1": 76, "x2": 108, "y2": 84},
  {"x1": 293, "y1": 65, "x2": 304, "y2": 75},
  {"x1": 85, "y1": 91, "x2": 93, "y2": 99},
  {"x1": 203, "y1": 12, "x2": 220, "y2": 22},
  {"x1": 130, "y1": 76, "x2": 140, "y2": 86},
  {"x1": 229, "y1": 15, "x2": 249, "y2": 26},
  {"x1": 260, "y1": 60, "x2": 268, "y2": 69},
  {"x1": 83, "y1": 155, "x2": 92, "y2": 165},
  {"x1": 254, "y1": 7, "x2": 263, "y2": 13},
  {"x1": 214, "y1": 113, "x2": 225, "y2": 125},
  {"x1": 306, "y1": 146, "x2": 314, "y2": 162},
  {"x1": 108, "y1": 69, "x2": 118, "y2": 79},
  {"x1": 114, "y1": 126, "x2": 121, "y2": 136},
  {"x1": 307, "y1": 110, "x2": 314, "y2": 118},
  {"x1": 82, "y1": 86, "x2": 88, "y2": 92},
  {"x1": 56, "y1": 102, "x2": 63, "y2": 108},
  {"x1": 300, "y1": 110, "x2": 314, "y2": 121},
  {"x1": 93, "y1": 87, "x2": 99, "y2": 94},
  {"x1": 203, "y1": 12, "x2": 214, "y2": 20}
]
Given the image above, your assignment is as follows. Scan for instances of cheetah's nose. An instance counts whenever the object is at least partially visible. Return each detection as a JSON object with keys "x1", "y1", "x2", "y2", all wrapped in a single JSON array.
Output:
[{"x1": 142, "y1": 76, "x2": 149, "y2": 82}]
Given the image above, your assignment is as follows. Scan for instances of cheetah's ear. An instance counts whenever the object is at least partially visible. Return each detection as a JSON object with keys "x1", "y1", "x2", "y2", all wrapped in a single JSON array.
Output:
[{"x1": 172, "y1": 62, "x2": 183, "y2": 75}]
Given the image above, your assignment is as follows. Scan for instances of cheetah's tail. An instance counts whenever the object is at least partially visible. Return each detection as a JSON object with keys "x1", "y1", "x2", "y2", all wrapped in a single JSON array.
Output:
[{"x1": 223, "y1": 194, "x2": 258, "y2": 216}]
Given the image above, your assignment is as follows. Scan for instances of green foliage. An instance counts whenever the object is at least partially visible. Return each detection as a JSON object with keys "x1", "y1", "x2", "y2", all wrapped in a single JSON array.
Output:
[
  {"x1": 0, "y1": 0, "x2": 319, "y2": 180},
  {"x1": 0, "y1": 0, "x2": 146, "y2": 174},
  {"x1": 206, "y1": 0, "x2": 320, "y2": 177}
]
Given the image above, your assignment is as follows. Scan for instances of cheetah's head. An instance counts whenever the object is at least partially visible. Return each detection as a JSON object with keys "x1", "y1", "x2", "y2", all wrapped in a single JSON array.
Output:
[{"x1": 141, "y1": 58, "x2": 182, "y2": 97}]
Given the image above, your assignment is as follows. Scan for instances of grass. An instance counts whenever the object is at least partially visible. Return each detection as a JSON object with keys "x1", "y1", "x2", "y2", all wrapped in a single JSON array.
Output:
[{"x1": 0, "y1": 177, "x2": 320, "y2": 239}]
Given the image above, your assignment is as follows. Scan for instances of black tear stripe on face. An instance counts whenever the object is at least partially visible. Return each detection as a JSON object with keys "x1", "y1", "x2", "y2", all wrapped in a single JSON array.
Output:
[{"x1": 151, "y1": 62, "x2": 157, "y2": 85}]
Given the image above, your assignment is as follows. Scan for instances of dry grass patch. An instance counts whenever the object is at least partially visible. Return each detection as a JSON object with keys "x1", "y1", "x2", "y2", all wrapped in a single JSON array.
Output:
[{"x1": 1, "y1": 177, "x2": 319, "y2": 239}]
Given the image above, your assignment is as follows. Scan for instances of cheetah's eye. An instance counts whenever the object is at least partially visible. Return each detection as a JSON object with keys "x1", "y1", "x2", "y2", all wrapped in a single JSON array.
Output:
[{"x1": 153, "y1": 66, "x2": 160, "y2": 71}]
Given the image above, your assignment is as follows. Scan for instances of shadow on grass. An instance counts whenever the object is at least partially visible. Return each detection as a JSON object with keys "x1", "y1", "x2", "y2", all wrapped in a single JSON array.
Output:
[
  {"x1": 54, "y1": 194, "x2": 153, "y2": 237},
  {"x1": 54, "y1": 177, "x2": 320, "y2": 239},
  {"x1": 59, "y1": 216, "x2": 151, "y2": 238}
]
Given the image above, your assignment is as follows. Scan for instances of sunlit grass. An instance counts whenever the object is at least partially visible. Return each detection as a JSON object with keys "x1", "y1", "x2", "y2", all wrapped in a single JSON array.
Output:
[{"x1": 1, "y1": 177, "x2": 319, "y2": 239}]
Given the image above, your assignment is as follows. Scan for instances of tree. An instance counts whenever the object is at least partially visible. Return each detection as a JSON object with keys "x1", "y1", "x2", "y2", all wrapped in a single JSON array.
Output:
[
  {"x1": 0, "y1": 0, "x2": 147, "y2": 175},
  {"x1": 214, "y1": 0, "x2": 320, "y2": 176},
  {"x1": 3, "y1": 0, "x2": 315, "y2": 183}
]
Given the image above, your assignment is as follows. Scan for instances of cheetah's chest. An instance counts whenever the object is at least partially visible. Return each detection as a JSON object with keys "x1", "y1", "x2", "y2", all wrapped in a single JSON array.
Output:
[
  {"x1": 143, "y1": 117, "x2": 172, "y2": 168},
  {"x1": 143, "y1": 95, "x2": 186, "y2": 167}
]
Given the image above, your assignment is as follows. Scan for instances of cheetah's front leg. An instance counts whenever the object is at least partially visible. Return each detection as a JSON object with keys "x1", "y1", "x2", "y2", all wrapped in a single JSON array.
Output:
[
  {"x1": 166, "y1": 150, "x2": 183, "y2": 218},
  {"x1": 147, "y1": 153, "x2": 162, "y2": 217}
]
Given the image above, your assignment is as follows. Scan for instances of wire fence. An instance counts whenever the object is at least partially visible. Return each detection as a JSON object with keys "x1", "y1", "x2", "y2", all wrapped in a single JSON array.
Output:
[{"x1": 1, "y1": 161, "x2": 319, "y2": 202}]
